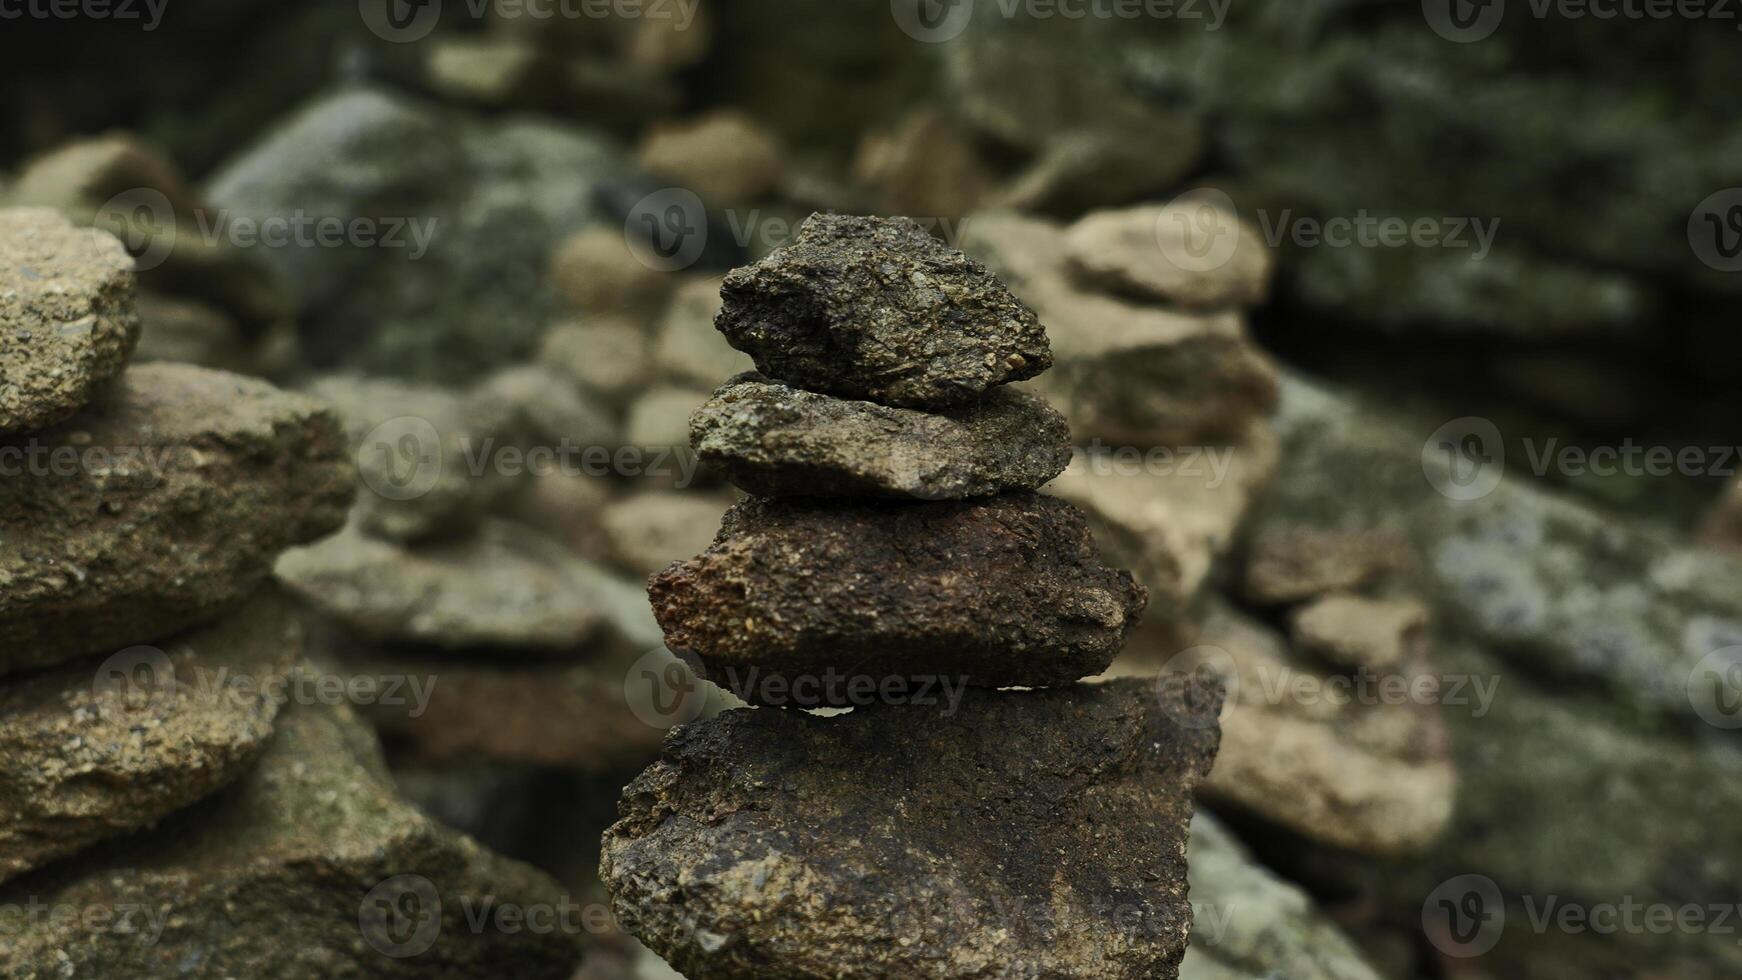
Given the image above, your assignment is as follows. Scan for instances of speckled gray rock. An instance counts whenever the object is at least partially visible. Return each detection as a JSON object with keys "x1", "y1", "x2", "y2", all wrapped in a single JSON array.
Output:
[
  {"x1": 714, "y1": 214, "x2": 1051, "y2": 409},
  {"x1": 649, "y1": 494, "x2": 1146, "y2": 701},
  {"x1": 602, "y1": 677, "x2": 1221, "y2": 980},
  {"x1": 0, "y1": 363, "x2": 352, "y2": 674},
  {"x1": 0, "y1": 701, "x2": 584, "y2": 980},
  {"x1": 0, "y1": 589, "x2": 300, "y2": 884},
  {"x1": 277, "y1": 518, "x2": 607, "y2": 654},
  {"x1": 690, "y1": 375, "x2": 1071, "y2": 499},
  {"x1": 0, "y1": 207, "x2": 139, "y2": 434},
  {"x1": 308, "y1": 374, "x2": 528, "y2": 542},
  {"x1": 1180, "y1": 812, "x2": 1383, "y2": 980}
]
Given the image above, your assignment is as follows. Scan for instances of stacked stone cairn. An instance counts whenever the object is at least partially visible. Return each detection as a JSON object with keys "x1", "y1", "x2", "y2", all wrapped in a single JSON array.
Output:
[
  {"x1": 0, "y1": 208, "x2": 583, "y2": 978},
  {"x1": 601, "y1": 214, "x2": 1225, "y2": 979}
]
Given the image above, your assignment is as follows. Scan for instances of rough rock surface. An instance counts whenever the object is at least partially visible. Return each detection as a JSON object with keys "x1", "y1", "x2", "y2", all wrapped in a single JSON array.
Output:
[
  {"x1": 961, "y1": 211, "x2": 1276, "y2": 445},
  {"x1": 309, "y1": 374, "x2": 527, "y2": 542},
  {"x1": 1179, "y1": 812, "x2": 1383, "y2": 980},
  {"x1": 0, "y1": 363, "x2": 352, "y2": 673},
  {"x1": 602, "y1": 677, "x2": 1221, "y2": 980},
  {"x1": 1290, "y1": 593, "x2": 1429, "y2": 670},
  {"x1": 0, "y1": 207, "x2": 140, "y2": 433},
  {"x1": 1064, "y1": 202, "x2": 1272, "y2": 311},
  {"x1": 0, "y1": 702, "x2": 583, "y2": 979},
  {"x1": 691, "y1": 375, "x2": 1071, "y2": 499},
  {"x1": 277, "y1": 518, "x2": 606, "y2": 654},
  {"x1": 715, "y1": 214, "x2": 1051, "y2": 408},
  {"x1": 1195, "y1": 604, "x2": 1456, "y2": 857},
  {"x1": 0, "y1": 589, "x2": 299, "y2": 884},
  {"x1": 649, "y1": 494, "x2": 1146, "y2": 700}
]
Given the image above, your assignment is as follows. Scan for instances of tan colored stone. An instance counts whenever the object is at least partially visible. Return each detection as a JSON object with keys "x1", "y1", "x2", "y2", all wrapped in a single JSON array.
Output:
[
  {"x1": 638, "y1": 110, "x2": 783, "y2": 204},
  {"x1": 550, "y1": 227, "x2": 674, "y2": 313},
  {"x1": 1065, "y1": 200, "x2": 1272, "y2": 310},
  {"x1": 1243, "y1": 526, "x2": 1416, "y2": 605},
  {"x1": 541, "y1": 316, "x2": 656, "y2": 405},
  {"x1": 1291, "y1": 593, "x2": 1430, "y2": 670}
]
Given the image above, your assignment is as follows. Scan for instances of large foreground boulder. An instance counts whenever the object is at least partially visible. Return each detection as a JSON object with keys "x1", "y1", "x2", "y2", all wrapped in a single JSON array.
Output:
[
  {"x1": 0, "y1": 362, "x2": 352, "y2": 673},
  {"x1": 602, "y1": 677, "x2": 1222, "y2": 979}
]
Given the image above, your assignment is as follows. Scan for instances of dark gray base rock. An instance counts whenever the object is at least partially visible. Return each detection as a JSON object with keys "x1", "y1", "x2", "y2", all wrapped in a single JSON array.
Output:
[
  {"x1": 0, "y1": 362, "x2": 353, "y2": 674},
  {"x1": 0, "y1": 701, "x2": 584, "y2": 979},
  {"x1": 0, "y1": 207, "x2": 140, "y2": 434},
  {"x1": 649, "y1": 494, "x2": 1146, "y2": 702},
  {"x1": 715, "y1": 213, "x2": 1051, "y2": 409},
  {"x1": 691, "y1": 375, "x2": 1071, "y2": 500},
  {"x1": 0, "y1": 589, "x2": 300, "y2": 884},
  {"x1": 601, "y1": 677, "x2": 1222, "y2": 980}
]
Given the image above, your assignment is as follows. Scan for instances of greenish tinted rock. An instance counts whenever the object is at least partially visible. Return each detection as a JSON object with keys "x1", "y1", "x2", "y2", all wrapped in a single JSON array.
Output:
[
  {"x1": 690, "y1": 375, "x2": 1071, "y2": 500},
  {"x1": 0, "y1": 363, "x2": 352, "y2": 673},
  {"x1": 0, "y1": 701, "x2": 584, "y2": 979},
  {"x1": 0, "y1": 207, "x2": 139, "y2": 434}
]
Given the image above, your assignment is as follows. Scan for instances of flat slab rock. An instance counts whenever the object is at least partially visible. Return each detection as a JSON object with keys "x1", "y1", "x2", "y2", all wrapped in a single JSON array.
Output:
[
  {"x1": 649, "y1": 493, "x2": 1146, "y2": 703},
  {"x1": 691, "y1": 374, "x2": 1072, "y2": 500},
  {"x1": 277, "y1": 518, "x2": 608, "y2": 654},
  {"x1": 601, "y1": 677, "x2": 1222, "y2": 980},
  {"x1": 0, "y1": 589, "x2": 299, "y2": 884},
  {"x1": 0, "y1": 207, "x2": 140, "y2": 434},
  {"x1": 0, "y1": 701, "x2": 583, "y2": 980},
  {"x1": 715, "y1": 214, "x2": 1051, "y2": 409},
  {"x1": 0, "y1": 362, "x2": 353, "y2": 674}
]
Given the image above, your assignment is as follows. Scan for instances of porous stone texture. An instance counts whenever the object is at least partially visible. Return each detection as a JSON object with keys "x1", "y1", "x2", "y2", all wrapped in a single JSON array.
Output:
[
  {"x1": 649, "y1": 493, "x2": 1146, "y2": 701},
  {"x1": 638, "y1": 111, "x2": 784, "y2": 204},
  {"x1": 961, "y1": 211, "x2": 1276, "y2": 445},
  {"x1": 601, "y1": 677, "x2": 1221, "y2": 980},
  {"x1": 1195, "y1": 605, "x2": 1456, "y2": 857},
  {"x1": 691, "y1": 375, "x2": 1071, "y2": 500},
  {"x1": 0, "y1": 207, "x2": 140, "y2": 434},
  {"x1": 715, "y1": 214, "x2": 1051, "y2": 409},
  {"x1": 1242, "y1": 527, "x2": 1415, "y2": 606},
  {"x1": 1179, "y1": 812, "x2": 1383, "y2": 980},
  {"x1": 1290, "y1": 593, "x2": 1430, "y2": 671},
  {"x1": 0, "y1": 702, "x2": 584, "y2": 979},
  {"x1": 308, "y1": 374, "x2": 528, "y2": 543},
  {"x1": 1064, "y1": 202, "x2": 1272, "y2": 311},
  {"x1": 0, "y1": 589, "x2": 299, "y2": 884},
  {"x1": 0, "y1": 362, "x2": 352, "y2": 674},
  {"x1": 276, "y1": 519, "x2": 606, "y2": 654}
]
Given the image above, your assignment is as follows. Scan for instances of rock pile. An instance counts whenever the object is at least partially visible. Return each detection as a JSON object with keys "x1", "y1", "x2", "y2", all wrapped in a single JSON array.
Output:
[
  {"x1": 0, "y1": 208, "x2": 581, "y2": 978},
  {"x1": 604, "y1": 214, "x2": 1223, "y2": 979}
]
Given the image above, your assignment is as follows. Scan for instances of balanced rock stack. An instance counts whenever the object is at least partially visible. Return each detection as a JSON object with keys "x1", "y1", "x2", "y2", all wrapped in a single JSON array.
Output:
[
  {"x1": 602, "y1": 214, "x2": 1224, "y2": 979},
  {"x1": 0, "y1": 208, "x2": 581, "y2": 979}
]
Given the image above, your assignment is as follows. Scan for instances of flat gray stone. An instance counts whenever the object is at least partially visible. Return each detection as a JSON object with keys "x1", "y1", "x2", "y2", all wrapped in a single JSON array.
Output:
[{"x1": 691, "y1": 375, "x2": 1071, "y2": 499}]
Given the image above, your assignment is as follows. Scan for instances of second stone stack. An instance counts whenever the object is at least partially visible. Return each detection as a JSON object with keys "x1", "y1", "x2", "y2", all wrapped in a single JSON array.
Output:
[{"x1": 649, "y1": 213, "x2": 1149, "y2": 705}]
